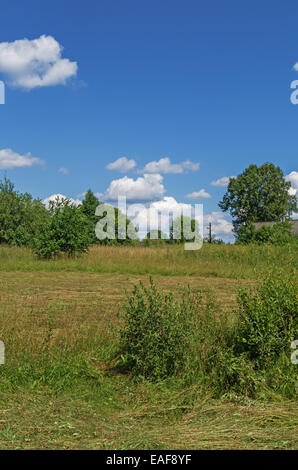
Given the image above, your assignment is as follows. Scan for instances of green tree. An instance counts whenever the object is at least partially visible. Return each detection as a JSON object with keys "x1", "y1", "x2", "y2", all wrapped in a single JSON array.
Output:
[
  {"x1": 169, "y1": 215, "x2": 201, "y2": 244},
  {"x1": 219, "y1": 163, "x2": 297, "y2": 236},
  {"x1": 80, "y1": 189, "x2": 101, "y2": 244},
  {"x1": 94, "y1": 203, "x2": 138, "y2": 245},
  {"x1": 0, "y1": 176, "x2": 49, "y2": 246},
  {"x1": 32, "y1": 198, "x2": 91, "y2": 258},
  {"x1": 145, "y1": 229, "x2": 168, "y2": 240}
]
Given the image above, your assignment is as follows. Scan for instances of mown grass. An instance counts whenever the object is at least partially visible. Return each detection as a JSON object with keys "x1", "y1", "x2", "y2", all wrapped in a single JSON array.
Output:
[{"x1": 0, "y1": 245, "x2": 297, "y2": 449}]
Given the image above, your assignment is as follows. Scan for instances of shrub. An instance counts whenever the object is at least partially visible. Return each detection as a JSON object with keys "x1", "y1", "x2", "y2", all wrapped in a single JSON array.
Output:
[
  {"x1": 236, "y1": 272, "x2": 298, "y2": 368},
  {"x1": 254, "y1": 222, "x2": 295, "y2": 245},
  {"x1": 117, "y1": 274, "x2": 297, "y2": 398},
  {"x1": 237, "y1": 221, "x2": 297, "y2": 245},
  {"x1": 31, "y1": 198, "x2": 91, "y2": 258},
  {"x1": 0, "y1": 177, "x2": 49, "y2": 246},
  {"x1": 118, "y1": 278, "x2": 197, "y2": 380}
]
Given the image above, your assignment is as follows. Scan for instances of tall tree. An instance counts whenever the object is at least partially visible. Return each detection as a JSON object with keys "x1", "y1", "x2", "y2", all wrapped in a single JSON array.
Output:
[
  {"x1": 80, "y1": 189, "x2": 101, "y2": 243},
  {"x1": 94, "y1": 203, "x2": 138, "y2": 244},
  {"x1": 80, "y1": 190, "x2": 138, "y2": 244},
  {"x1": 0, "y1": 176, "x2": 49, "y2": 246},
  {"x1": 219, "y1": 163, "x2": 297, "y2": 235}
]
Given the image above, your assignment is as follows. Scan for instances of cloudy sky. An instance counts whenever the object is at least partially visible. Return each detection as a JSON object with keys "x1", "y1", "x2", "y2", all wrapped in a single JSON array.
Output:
[{"x1": 0, "y1": 0, "x2": 297, "y2": 242}]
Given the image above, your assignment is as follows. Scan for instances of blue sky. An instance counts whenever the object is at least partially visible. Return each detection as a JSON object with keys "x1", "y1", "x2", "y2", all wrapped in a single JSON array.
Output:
[{"x1": 0, "y1": 0, "x2": 297, "y2": 240}]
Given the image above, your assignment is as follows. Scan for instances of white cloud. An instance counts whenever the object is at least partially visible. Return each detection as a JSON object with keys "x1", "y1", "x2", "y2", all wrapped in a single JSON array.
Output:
[
  {"x1": 186, "y1": 189, "x2": 211, "y2": 199},
  {"x1": 211, "y1": 176, "x2": 235, "y2": 187},
  {"x1": 0, "y1": 35, "x2": 77, "y2": 89},
  {"x1": 125, "y1": 196, "x2": 233, "y2": 242},
  {"x1": 204, "y1": 211, "x2": 233, "y2": 235},
  {"x1": 293, "y1": 63, "x2": 298, "y2": 71},
  {"x1": 98, "y1": 174, "x2": 165, "y2": 201},
  {"x1": 58, "y1": 167, "x2": 69, "y2": 175},
  {"x1": 43, "y1": 194, "x2": 82, "y2": 208},
  {"x1": 140, "y1": 157, "x2": 199, "y2": 174},
  {"x1": 127, "y1": 196, "x2": 194, "y2": 238},
  {"x1": 0, "y1": 148, "x2": 44, "y2": 169},
  {"x1": 289, "y1": 187, "x2": 297, "y2": 196},
  {"x1": 106, "y1": 157, "x2": 136, "y2": 173},
  {"x1": 285, "y1": 171, "x2": 298, "y2": 196}
]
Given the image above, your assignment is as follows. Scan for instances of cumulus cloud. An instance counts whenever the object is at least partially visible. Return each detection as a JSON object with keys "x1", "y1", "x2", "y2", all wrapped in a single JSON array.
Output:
[
  {"x1": 0, "y1": 35, "x2": 77, "y2": 89},
  {"x1": 43, "y1": 194, "x2": 82, "y2": 208},
  {"x1": 0, "y1": 148, "x2": 44, "y2": 169},
  {"x1": 125, "y1": 196, "x2": 233, "y2": 242},
  {"x1": 186, "y1": 189, "x2": 211, "y2": 199},
  {"x1": 204, "y1": 211, "x2": 233, "y2": 236},
  {"x1": 127, "y1": 196, "x2": 195, "y2": 239},
  {"x1": 285, "y1": 171, "x2": 298, "y2": 196},
  {"x1": 98, "y1": 174, "x2": 165, "y2": 201},
  {"x1": 106, "y1": 157, "x2": 136, "y2": 173},
  {"x1": 140, "y1": 157, "x2": 199, "y2": 174},
  {"x1": 58, "y1": 167, "x2": 69, "y2": 175},
  {"x1": 211, "y1": 176, "x2": 235, "y2": 187}
]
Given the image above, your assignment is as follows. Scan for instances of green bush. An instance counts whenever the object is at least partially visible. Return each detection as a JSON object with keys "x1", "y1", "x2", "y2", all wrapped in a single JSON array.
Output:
[
  {"x1": 237, "y1": 221, "x2": 297, "y2": 245},
  {"x1": 32, "y1": 198, "x2": 91, "y2": 258},
  {"x1": 236, "y1": 272, "x2": 298, "y2": 368},
  {"x1": 117, "y1": 275, "x2": 298, "y2": 398},
  {"x1": 118, "y1": 278, "x2": 197, "y2": 380},
  {"x1": 0, "y1": 177, "x2": 49, "y2": 247}
]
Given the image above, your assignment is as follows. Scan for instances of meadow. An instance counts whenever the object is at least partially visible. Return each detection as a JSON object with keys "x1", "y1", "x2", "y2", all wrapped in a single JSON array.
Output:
[{"x1": 0, "y1": 243, "x2": 297, "y2": 450}]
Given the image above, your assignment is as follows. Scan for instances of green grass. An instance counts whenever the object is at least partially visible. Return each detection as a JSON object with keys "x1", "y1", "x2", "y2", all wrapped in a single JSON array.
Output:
[
  {"x1": 0, "y1": 244, "x2": 297, "y2": 449},
  {"x1": 0, "y1": 243, "x2": 296, "y2": 278}
]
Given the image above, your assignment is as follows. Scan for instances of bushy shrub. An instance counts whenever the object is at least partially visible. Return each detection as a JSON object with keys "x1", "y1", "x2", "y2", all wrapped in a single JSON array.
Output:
[
  {"x1": 117, "y1": 274, "x2": 298, "y2": 398},
  {"x1": 237, "y1": 221, "x2": 296, "y2": 245},
  {"x1": 118, "y1": 278, "x2": 197, "y2": 380},
  {"x1": 32, "y1": 198, "x2": 91, "y2": 258},
  {"x1": 254, "y1": 222, "x2": 295, "y2": 245},
  {"x1": 0, "y1": 177, "x2": 49, "y2": 246},
  {"x1": 236, "y1": 272, "x2": 298, "y2": 368}
]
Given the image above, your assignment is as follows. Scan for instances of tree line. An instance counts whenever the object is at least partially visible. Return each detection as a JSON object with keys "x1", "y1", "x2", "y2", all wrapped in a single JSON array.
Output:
[{"x1": 0, "y1": 162, "x2": 296, "y2": 257}]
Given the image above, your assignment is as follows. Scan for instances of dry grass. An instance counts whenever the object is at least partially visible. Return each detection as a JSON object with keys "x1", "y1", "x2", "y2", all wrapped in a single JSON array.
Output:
[{"x1": 0, "y1": 243, "x2": 296, "y2": 278}]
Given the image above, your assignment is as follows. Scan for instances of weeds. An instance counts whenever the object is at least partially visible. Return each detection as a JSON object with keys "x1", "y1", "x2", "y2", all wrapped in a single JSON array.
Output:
[{"x1": 117, "y1": 276, "x2": 298, "y2": 399}]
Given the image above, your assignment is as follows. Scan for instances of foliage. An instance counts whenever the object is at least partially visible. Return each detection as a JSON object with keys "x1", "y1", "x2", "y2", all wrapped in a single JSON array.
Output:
[
  {"x1": 118, "y1": 279, "x2": 197, "y2": 380},
  {"x1": 117, "y1": 274, "x2": 297, "y2": 398},
  {"x1": 219, "y1": 163, "x2": 297, "y2": 235},
  {"x1": 80, "y1": 189, "x2": 101, "y2": 244},
  {"x1": 94, "y1": 202, "x2": 138, "y2": 245},
  {"x1": 237, "y1": 221, "x2": 297, "y2": 245},
  {"x1": 169, "y1": 215, "x2": 201, "y2": 244},
  {"x1": 0, "y1": 176, "x2": 49, "y2": 246},
  {"x1": 145, "y1": 229, "x2": 168, "y2": 240},
  {"x1": 236, "y1": 272, "x2": 298, "y2": 368},
  {"x1": 31, "y1": 198, "x2": 91, "y2": 258}
]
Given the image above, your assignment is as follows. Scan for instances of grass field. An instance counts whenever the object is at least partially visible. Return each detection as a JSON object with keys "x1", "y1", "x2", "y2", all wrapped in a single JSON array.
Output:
[{"x1": 0, "y1": 244, "x2": 297, "y2": 450}]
